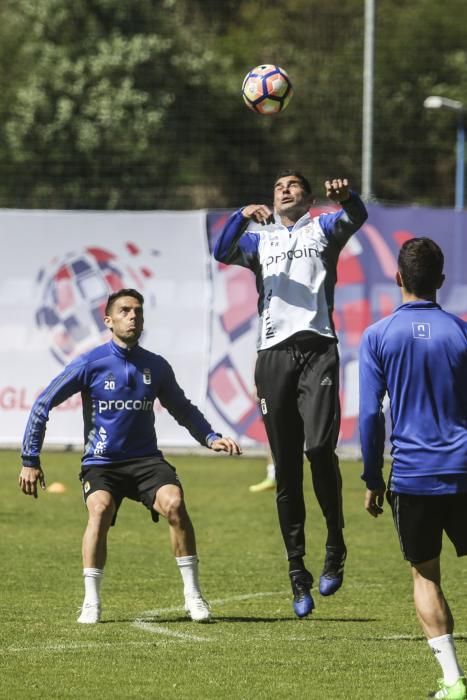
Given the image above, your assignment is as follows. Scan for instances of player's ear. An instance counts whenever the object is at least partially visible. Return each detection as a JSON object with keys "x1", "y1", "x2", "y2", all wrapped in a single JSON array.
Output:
[
  {"x1": 436, "y1": 273, "x2": 445, "y2": 290},
  {"x1": 395, "y1": 271, "x2": 403, "y2": 288},
  {"x1": 104, "y1": 315, "x2": 113, "y2": 330}
]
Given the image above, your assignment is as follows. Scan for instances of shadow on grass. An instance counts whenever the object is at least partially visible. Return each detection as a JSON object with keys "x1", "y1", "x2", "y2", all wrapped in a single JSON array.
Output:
[{"x1": 103, "y1": 614, "x2": 378, "y2": 624}]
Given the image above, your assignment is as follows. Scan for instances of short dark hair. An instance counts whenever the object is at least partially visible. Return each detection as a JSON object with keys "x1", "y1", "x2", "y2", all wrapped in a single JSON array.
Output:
[
  {"x1": 274, "y1": 169, "x2": 312, "y2": 194},
  {"x1": 398, "y1": 238, "x2": 444, "y2": 296},
  {"x1": 105, "y1": 288, "x2": 144, "y2": 315}
]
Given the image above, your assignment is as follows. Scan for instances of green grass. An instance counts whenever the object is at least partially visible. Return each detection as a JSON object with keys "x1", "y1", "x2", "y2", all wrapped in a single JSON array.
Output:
[{"x1": 1, "y1": 451, "x2": 466, "y2": 699}]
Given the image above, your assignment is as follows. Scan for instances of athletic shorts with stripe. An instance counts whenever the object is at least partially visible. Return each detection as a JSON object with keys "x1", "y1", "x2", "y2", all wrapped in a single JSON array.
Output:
[
  {"x1": 79, "y1": 455, "x2": 182, "y2": 525},
  {"x1": 388, "y1": 490, "x2": 467, "y2": 564}
]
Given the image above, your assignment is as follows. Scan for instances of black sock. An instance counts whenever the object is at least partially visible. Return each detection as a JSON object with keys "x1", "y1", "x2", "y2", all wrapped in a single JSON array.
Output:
[
  {"x1": 288, "y1": 557, "x2": 305, "y2": 573},
  {"x1": 325, "y1": 532, "x2": 345, "y2": 550}
]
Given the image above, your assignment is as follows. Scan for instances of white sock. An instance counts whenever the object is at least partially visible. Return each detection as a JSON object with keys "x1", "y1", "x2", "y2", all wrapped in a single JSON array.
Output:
[
  {"x1": 176, "y1": 555, "x2": 201, "y2": 598},
  {"x1": 428, "y1": 634, "x2": 464, "y2": 685},
  {"x1": 83, "y1": 567, "x2": 104, "y2": 606},
  {"x1": 266, "y1": 463, "x2": 276, "y2": 481}
]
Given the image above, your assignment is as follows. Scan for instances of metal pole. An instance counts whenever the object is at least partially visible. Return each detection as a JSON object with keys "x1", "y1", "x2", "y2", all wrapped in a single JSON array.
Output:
[
  {"x1": 455, "y1": 117, "x2": 465, "y2": 210},
  {"x1": 362, "y1": 0, "x2": 375, "y2": 201}
]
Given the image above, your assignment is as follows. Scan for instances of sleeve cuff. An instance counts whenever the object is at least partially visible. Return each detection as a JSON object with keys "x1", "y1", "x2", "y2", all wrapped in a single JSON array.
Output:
[
  {"x1": 206, "y1": 432, "x2": 222, "y2": 447},
  {"x1": 22, "y1": 456, "x2": 41, "y2": 468},
  {"x1": 363, "y1": 476, "x2": 385, "y2": 491}
]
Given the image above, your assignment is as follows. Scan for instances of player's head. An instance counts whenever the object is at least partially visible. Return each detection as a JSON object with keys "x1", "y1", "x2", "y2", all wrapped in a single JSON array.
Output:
[
  {"x1": 397, "y1": 238, "x2": 445, "y2": 298},
  {"x1": 104, "y1": 289, "x2": 144, "y2": 347},
  {"x1": 274, "y1": 170, "x2": 312, "y2": 195},
  {"x1": 105, "y1": 288, "x2": 144, "y2": 315},
  {"x1": 273, "y1": 170, "x2": 313, "y2": 223}
]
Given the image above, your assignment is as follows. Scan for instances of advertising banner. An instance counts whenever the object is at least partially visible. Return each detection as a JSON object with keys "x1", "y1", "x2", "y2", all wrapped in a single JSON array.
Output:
[
  {"x1": 1, "y1": 205, "x2": 466, "y2": 453},
  {"x1": 0, "y1": 210, "x2": 210, "y2": 448}
]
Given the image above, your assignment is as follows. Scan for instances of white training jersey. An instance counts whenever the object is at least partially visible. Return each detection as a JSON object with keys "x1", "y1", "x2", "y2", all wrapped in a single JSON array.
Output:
[{"x1": 213, "y1": 194, "x2": 368, "y2": 350}]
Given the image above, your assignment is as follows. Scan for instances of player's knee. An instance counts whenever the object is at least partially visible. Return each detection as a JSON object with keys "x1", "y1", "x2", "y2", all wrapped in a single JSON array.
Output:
[
  {"x1": 86, "y1": 494, "x2": 115, "y2": 524},
  {"x1": 305, "y1": 443, "x2": 333, "y2": 465},
  {"x1": 162, "y1": 492, "x2": 186, "y2": 525}
]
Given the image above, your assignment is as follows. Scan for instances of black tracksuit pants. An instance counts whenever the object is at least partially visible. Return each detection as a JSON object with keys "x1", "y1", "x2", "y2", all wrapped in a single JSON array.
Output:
[{"x1": 254, "y1": 333, "x2": 345, "y2": 561}]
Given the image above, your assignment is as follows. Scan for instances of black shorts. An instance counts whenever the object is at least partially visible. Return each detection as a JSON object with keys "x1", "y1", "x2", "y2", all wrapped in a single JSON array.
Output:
[
  {"x1": 79, "y1": 456, "x2": 182, "y2": 525},
  {"x1": 388, "y1": 491, "x2": 467, "y2": 564}
]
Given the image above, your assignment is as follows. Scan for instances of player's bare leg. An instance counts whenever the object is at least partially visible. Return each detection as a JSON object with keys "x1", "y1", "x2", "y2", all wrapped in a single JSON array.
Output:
[
  {"x1": 412, "y1": 559, "x2": 464, "y2": 694},
  {"x1": 154, "y1": 484, "x2": 196, "y2": 556},
  {"x1": 154, "y1": 484, "x2": 210, "y2": 622},
  {"x1": 78, "y1": 490, "x2": 116, "y2": 624}
]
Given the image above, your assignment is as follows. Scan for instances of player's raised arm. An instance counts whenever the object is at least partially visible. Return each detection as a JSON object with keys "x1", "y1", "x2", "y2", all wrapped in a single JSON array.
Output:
[
  {"x1": 325, "y1": 178, "x2": 351, "y2": 202},
  {"x1": 241, "y1": 204, "x2": 274, "y2": 225},
  {"x1": 319, "y1": 178, "x2": 368, "y2": 247},
  {"x1": 212, "y1": 208, "x2": 261, "y2": 268}
]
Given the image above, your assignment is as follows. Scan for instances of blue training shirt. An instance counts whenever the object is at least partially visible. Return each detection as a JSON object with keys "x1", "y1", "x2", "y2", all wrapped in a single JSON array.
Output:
[
  {"x1": 359, "y1": 301, "x2": 467, "y2": 494},
  {"x1": 22, "y1": 340, "x2": 217, "y2": 467}
]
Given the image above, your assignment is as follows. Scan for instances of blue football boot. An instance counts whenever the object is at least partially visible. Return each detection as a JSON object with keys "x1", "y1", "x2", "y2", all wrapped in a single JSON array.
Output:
[
  {"x1": 319, "y1": 546, "x2": 347, "y2": 596},
  {"x1": 289, "y1": 569, "x2": 314, "y2": 618}
]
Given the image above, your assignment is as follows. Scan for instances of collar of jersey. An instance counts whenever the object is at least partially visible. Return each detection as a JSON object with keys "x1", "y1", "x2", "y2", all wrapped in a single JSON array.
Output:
[
  {"x1": 275, "y1": 211, "x2": 311, "y2": 232},
  {"x1": 109, "y1": 339, "x2": 139, "y2": 358},
  {"x1": 395, "y1": 301, "x2": 441, "y2": 311}
]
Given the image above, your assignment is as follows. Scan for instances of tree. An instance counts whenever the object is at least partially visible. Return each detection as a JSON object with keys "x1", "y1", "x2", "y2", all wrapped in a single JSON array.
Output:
[
  {"x1": 0, "y1": 0, "x2": 466, "y2": 209},
  {"x1": 0, "y1": 0, "x2": 216, "y2": 208}
]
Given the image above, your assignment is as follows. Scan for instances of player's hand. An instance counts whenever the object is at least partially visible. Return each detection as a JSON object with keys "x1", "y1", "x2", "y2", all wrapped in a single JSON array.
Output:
[
  {"x1": 19, "y1": 465, "x2": 46, "y2": 498},
  {"x1": 365, "y1": 486, "x2": 386, "y2": 518},
  {"x1": 325, "y1": 178, "x2": 350, "y2": 203},
  {"x1": 210, "y1": 437, "x2": 242, "y2": 455},
  {"x1": 241, "y1": 204, "x2": 274, "y2": 225}
]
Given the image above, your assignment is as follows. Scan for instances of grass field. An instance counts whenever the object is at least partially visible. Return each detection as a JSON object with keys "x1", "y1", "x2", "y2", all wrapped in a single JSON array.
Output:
[{"x1": 1, "y1": 451, "x2": 466, "y2": 699}]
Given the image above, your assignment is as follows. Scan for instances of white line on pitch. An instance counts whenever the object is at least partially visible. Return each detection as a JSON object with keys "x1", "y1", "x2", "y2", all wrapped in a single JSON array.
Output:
[
  {"x1": 132, "y1": 621, "x2": 208, "y2": 642},
  {"x1": 378, "y1": 634, "x2": 467, "y2": 641},
  {"x1": 1, "y1": 640, "x2": 166, "y2": 655},
  {"x1": 132, "y1": 590, "x2": 286, "y2": 641}
]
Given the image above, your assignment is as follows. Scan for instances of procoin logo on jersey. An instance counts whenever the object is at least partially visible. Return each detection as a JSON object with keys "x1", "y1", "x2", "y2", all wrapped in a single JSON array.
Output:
[
  {"x1": 143, "y1": 368, "x2": 152, "y2": 385},
  {"x1": 265, "y1": 244, "x2": 320, "y2": 269},
  {"x1": 97, "y1": 398, "x2": 154, "y2": 412},
  {"x1": 412, "y1": 322, "x2": 431, "y2": 339}
]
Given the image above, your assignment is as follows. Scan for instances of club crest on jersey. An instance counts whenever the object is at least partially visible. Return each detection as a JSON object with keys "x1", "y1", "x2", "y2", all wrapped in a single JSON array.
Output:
[
  {"x1": 412, "y1": 322, "x2": 431, "y2": 339},
  {"x1": 143, "y1": 368, "x2": 152, "y2": 385},
  {"x1": 104, "y1": 374, "x2": 115, "y2": 390}
]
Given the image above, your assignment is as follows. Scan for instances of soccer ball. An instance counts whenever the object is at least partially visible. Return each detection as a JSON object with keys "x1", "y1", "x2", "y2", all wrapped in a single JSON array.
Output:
[{"x1": 242, "y1": 64, "x2": 293, "y2": 115}]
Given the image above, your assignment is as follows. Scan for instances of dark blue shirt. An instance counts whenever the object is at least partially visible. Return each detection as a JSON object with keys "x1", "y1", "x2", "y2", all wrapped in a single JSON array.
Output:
[
  {"x1": 359, "y1": 301, "x2": 467, "y2": 494},
  {"x1": 22, "y1": 340, "x2": 216, "y2": 467}
]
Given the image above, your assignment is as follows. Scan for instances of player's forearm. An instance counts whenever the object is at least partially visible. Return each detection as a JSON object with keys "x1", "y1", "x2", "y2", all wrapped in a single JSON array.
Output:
[
  {"x1": 213, "y1": 210, "x2": 250, "y2": 264},
  {"x1": 21, "y1": 367, "x2": 82, "y2": 465},
  {"x1": 333, "y1": 194, "x2": 368, "y2": 244},
  {"x1": 360, "y1": 411, "x2": 386, "y2": 489},
  {"x1": 160, "y1": 389, "x2": 217, "y2": 448},
  {"x1": 178, "y1": 408, "x2": 217, "y2": 447},
  {"x1": 21, "y1": 405, "x2": 48, "y2": 466}
]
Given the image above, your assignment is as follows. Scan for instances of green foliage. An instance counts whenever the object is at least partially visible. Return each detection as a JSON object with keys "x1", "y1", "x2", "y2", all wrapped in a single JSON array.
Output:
[
  {"x1": 1, "y1": 0, "x2": 214, "y2": 208},
  {"x1": 0, "y1": 0, "x2": 466, "y2": 208},
  {"x1": 2, "y1": 451, "x2": 466, "y2": 698},
  {"x1": 373, "y1": 0, "x2": 467, "y2": 205}
]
